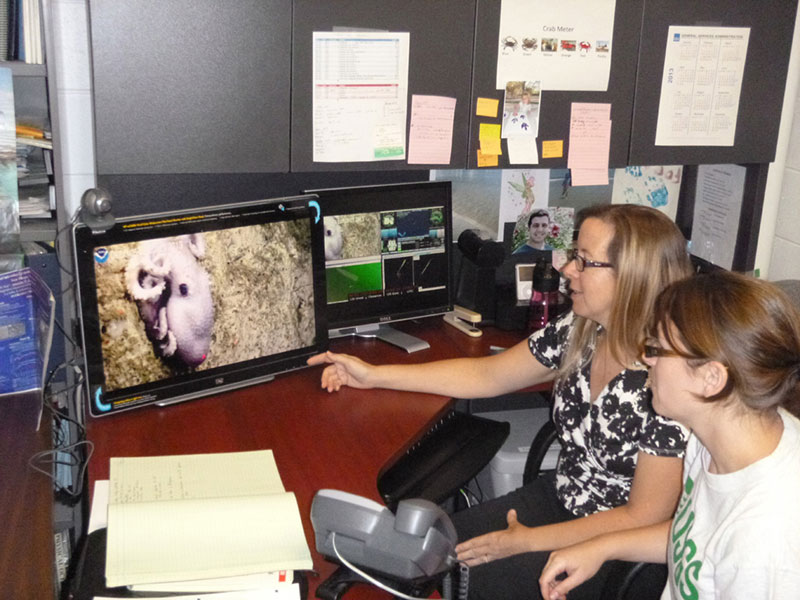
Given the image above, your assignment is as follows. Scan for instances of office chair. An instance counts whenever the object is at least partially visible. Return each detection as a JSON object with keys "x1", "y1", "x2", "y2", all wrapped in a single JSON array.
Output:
[{"x1": 523, "y1": 420, "x2": 667, "y2": 600}]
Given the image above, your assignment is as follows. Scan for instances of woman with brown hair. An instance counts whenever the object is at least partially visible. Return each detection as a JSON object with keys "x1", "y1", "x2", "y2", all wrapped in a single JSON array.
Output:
[
  {"x1": 539, "y1": 271, "x2": 800, "y2": 600},
  {"x1": 309, "y1": 204, "x2": 694, "y2": 599}
]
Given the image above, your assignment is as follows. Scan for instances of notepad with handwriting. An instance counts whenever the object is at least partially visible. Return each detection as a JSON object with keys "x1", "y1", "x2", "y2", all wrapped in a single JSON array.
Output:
[{"x1": 105, "y1": 450, "x2": 313, "y2": 588}]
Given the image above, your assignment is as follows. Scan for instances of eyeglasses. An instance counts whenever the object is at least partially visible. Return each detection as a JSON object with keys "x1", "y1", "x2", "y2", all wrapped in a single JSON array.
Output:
[
  {"x1": 642, "y1": 344, "x2": 682, "y2": 359},
  {"x1": 566, "y1": 249, "x2": 614, "y2": 272}
]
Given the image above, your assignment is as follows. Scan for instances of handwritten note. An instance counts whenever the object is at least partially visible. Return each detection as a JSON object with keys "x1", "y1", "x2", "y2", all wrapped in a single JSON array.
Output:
[
  {"x1": 541, "y1": 140, "x2": 563, "y2": 159},
  {"x1": 109, "y1": 450, "x2": 285, "y2": 503},
  {"x1": 407, "y1": 95, "x2": 457, "y2": 164},
  {"x1": 106, "y1": 450, "x2": 311, "y2": 587},
  {"x1": 568, "y1": 103, "x2": 611, "y2": 186}
]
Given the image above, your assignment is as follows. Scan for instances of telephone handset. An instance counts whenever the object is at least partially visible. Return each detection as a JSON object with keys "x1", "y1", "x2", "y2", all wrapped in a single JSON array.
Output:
[{"x1": 310, "y1": 489, "x2": 458, "y2": 581}]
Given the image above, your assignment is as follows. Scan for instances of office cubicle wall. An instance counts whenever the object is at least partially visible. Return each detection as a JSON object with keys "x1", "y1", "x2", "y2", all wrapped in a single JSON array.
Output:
[
  {"x1": 89, "y1": 0, "x2": 292, "y2": 175},
  {"x1": 629, "y1": 0, "x2": 798, "y2": 166},
  {"x1": 290, "y1": 0, "x2": 477, "y2": 172},
  {"x1": 468, "y1": 0, "x2": 644, "y2": 169}
]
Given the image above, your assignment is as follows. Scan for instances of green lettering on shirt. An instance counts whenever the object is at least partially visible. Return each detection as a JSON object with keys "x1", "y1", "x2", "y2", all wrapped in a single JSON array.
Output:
[{"x1": 671, "y1": 475, "x2": 702, "y2": 600}]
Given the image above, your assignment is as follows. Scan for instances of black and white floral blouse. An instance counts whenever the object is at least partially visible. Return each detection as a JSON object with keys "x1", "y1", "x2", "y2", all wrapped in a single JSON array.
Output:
[{"x1": 528, "y1": 311, "x2": 687, "y2": 517}]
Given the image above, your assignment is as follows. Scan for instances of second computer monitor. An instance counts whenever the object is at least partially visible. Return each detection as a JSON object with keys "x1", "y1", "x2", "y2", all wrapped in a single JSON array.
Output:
[{"x1": 309, "y1": 181, "x2": 454, "y2": 352}]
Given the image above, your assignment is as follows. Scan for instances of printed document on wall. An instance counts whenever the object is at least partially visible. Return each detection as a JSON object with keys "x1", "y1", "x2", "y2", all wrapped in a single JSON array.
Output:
[
  {"x1": 691, "y1": 164, "x2": 746, "y2": 269},
  {"x1": 313, "y1": 32, "x2": 409, "y2": 163},
  {"x1": 655, "y1": 26, "x2": 750, "y2": 147},
  {"x1": 495, "y1": 0, "x2": 615, "y2": 91}
]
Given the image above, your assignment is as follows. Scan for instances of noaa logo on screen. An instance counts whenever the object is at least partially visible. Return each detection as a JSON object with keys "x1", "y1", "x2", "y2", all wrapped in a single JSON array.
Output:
[{"x1": 94, "y1": 248, "x2": 109, "y2": 264}]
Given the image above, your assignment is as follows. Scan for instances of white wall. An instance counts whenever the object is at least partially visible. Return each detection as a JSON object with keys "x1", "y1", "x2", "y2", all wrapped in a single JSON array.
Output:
[
  {"x1": 765, "y1": 85, "x2": 800, "y2": 281},
  {"x1": 758, "y1": 2, "x2": 800, "y2": 281},
  {"x1": 50, "y1": 0, "x2": 95, "y2": 220}
]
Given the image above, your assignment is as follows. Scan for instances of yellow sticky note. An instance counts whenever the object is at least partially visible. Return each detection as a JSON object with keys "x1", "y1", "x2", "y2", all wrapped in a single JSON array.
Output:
[
  {"x1": 476, "y1": 97, "x2": 500, "y2": 118},
  {"x1": 479, "y1": 123, "x2": 502, "y2": 140},
  {"x1": 480, "y1": 137, "x2": 502, "y2": 156},
  {"x1": 542, "y1": 140, "x2": 564, "y2": 159},
  {"x1": 477, "y1": 149, "x2": 498, "y2": 167}
]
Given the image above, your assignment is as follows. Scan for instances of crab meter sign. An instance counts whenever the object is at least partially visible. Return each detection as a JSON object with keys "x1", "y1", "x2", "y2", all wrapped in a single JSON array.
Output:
[{"x1": 495, "y1": 0, "x2": 616, "y2": 92}]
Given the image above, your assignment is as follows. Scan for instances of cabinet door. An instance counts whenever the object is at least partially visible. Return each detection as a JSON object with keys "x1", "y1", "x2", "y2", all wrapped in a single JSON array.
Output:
[
  {"x1": 468, "y1": 0, "x2": 644, "y2": 169},
  {"x1": 629, "y1": 0, "x2": 798, "y2": 165},
  {"x1": 90, "y1": 0, "x2": 291, "y2": 174},
  {"x1": 291, "y1": 0, "x2": 476, "y2": 171}
]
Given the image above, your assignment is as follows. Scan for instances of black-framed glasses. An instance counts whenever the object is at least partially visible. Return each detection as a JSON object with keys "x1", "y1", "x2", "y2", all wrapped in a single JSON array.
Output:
[
  {"x1": 642, "y1": 344, "x2": 682, "y2": 359},
  {"x1": 566, "y1": 249, "x2": 614, "y2": 272}
]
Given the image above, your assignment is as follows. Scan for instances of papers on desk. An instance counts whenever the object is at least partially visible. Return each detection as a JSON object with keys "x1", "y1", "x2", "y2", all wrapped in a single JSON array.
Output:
[
  {"x1": 95, "y1": 589, "x2": 300, "y2": 600},
  {"x1": 103, "y1": 450, "x2": 312, "y2": 592}
]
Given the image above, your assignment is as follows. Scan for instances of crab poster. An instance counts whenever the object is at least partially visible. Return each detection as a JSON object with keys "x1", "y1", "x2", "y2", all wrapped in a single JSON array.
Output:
[{"x1": 495, "y1": 0, "x2": 615, "y2": 92}]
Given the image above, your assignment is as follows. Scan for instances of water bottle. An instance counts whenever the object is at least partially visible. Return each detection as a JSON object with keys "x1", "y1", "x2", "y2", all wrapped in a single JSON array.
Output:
[{"x1": 528, "y1": 259, "x2": 560, "y2": 331}]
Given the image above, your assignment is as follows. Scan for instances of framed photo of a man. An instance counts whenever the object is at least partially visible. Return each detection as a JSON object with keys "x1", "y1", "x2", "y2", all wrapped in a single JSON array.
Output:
[{"x1": 510, "y1": 207, "x2": 574, "y2": 257}]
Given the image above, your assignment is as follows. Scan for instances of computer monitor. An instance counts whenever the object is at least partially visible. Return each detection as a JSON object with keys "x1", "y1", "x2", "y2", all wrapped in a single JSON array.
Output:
[
  {"x1": 308, "y1": 181, "x2": 453, "y2": 352},
  {"x1": 73, "y1": 195, "x2": 327, "y2": 417}
]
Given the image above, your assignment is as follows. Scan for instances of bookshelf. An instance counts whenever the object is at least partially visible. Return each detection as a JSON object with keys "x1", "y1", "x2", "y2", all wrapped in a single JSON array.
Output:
[
  {"x1": 3, "y1": 2, "x2": 81, "y2": 598},
  {"x1": 2, "y1": 0, "x2": 61, "y2": 239}
]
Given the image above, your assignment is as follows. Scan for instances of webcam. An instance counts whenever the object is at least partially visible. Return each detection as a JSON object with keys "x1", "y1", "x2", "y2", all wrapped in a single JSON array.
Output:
[{"x1": 80, "y1": 187, "x2": 116, "y2": 232}]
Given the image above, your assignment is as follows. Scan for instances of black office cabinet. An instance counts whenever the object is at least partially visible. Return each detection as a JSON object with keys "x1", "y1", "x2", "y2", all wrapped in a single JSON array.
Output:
[
  {"x1": 468, "y1": 0, "x2": 644, "y2": 169},
  {"x1": 290, "y1": 0, "x2": 477, "y2": 171},
  {"x1": 629, "y1": 0, "x2": 798, "y2": 165},
  {"x1": 89, "y1": 0, "x2": 292, "y2": 175}
]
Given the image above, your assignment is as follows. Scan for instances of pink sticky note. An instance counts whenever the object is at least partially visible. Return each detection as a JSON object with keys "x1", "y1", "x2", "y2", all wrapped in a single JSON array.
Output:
[
  {"x1": 567, "y1": 102, "x2": 612, "y2": 171},
  {"x1": 571, "y1": 168, "x2": 609, "y2": 186},
  {"x1": 407, "y1": 95, "x2": 457, "y2": 165}
]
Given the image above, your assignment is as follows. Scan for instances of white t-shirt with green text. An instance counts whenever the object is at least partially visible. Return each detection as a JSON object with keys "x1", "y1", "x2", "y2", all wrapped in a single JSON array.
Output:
[{"x1": 662, "y1": 408, "x2": 800, "y2": 600}]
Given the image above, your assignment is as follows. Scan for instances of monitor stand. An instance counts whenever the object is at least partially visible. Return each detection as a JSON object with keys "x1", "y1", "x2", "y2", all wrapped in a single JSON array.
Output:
[{"x1": 329, "y1": 324, "x2": 430, "y2": 353}]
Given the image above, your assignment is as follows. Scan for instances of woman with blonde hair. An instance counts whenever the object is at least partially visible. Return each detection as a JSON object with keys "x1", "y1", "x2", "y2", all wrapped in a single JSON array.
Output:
[
  {"x1": 539, "y1": 271, "x2": 800, "y2": 599},
  {"x1": 309, "y1": 204, "x2": 693, "y2": 599}
]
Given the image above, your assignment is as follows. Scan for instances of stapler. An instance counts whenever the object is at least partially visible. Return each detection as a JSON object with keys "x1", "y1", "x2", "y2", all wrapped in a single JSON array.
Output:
[{"x1": 443, "y1": 305, "x2": 483, "y2": 337}]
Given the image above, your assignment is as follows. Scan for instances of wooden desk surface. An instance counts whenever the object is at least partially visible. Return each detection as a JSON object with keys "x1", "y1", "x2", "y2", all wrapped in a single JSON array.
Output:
[
  {"x1": 0, "y1": 394, "x2": 54, "y2": 599},
  {"x1": 82, "y1": 319, "x2": 527, "y2": 599}
]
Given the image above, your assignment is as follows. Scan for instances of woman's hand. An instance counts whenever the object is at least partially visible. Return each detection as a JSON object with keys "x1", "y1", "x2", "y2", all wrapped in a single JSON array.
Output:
[
  {"x1": 455, "y1": 509, "x2": 532, "y2": 567},
  {"x1": 307, "y1": 351, "x2": 376, "y2": 392},
  {"x1": 538, "y1": 540, "x2": 608, "y2": 600}
]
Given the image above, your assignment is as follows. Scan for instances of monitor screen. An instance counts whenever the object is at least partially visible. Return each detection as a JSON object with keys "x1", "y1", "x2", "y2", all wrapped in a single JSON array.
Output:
[
  {"x1": 73, "y1": 195, "x2": 327, "y2": 417},
  {"x1": 308, "y1": 181, "x2": 453, "y2": 347}
]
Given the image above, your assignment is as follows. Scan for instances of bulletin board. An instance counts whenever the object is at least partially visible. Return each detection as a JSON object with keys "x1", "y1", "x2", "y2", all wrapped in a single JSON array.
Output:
[
  {"x1": 467, "y1": 0, "x2": 645, "y2": 169},
  {"x1": 290, "y1": 0, "x2": 477, "y2": 171},
  {"x1": 628, "y1": 0, "x2": 798, "y2": 165}
]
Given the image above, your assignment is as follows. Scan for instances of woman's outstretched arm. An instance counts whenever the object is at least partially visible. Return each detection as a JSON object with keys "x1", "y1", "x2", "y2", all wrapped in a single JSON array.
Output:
[{"x1": 307, "y1": 336, "x2": 556, "y2": 399}]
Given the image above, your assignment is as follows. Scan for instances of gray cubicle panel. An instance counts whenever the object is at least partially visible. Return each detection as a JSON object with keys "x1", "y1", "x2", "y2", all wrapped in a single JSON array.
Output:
[
  {"x1": 628, "y1": 0, "x2": 798, "y2": 166},
  {"x1": 89, "y1": 0, "x2": 292, "y2": 175},
  {"x1": 468, "y1": 0, "x2": 644, "y2": 169},
  {"x1": 96, "y1": 171, "x2": 430, "y2": 218},
  {"x1": 290, "y1": 0, "x2": 477, "y2": 172}
]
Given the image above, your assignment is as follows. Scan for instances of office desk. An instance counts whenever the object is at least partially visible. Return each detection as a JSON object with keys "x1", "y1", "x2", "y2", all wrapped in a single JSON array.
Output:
[
  {"x1": 0, "y1": 394, "x2": 54, "y2": 599},
  {"x1": 3, "y1": 318, "x2": 527, "y2": 599}
]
